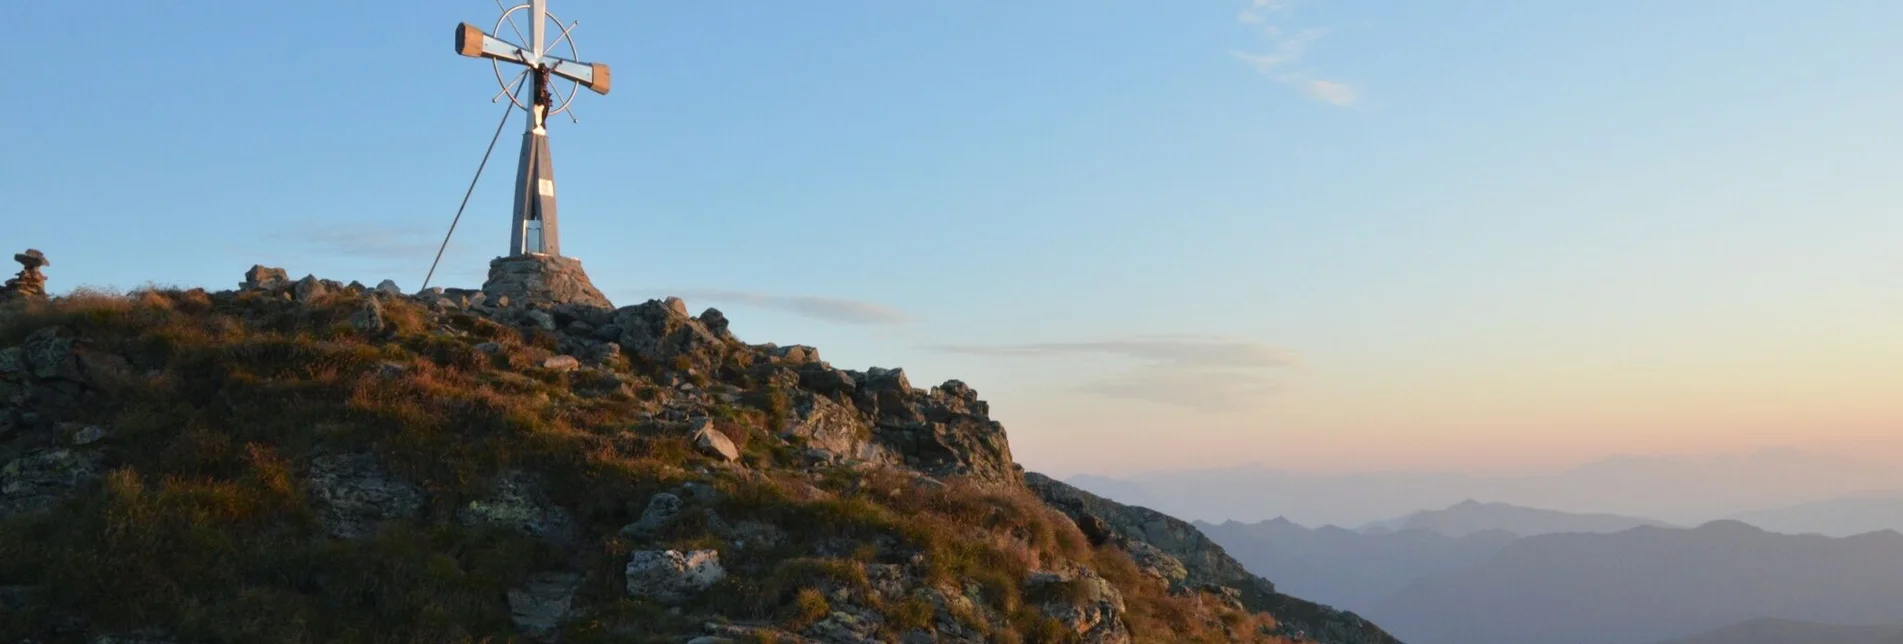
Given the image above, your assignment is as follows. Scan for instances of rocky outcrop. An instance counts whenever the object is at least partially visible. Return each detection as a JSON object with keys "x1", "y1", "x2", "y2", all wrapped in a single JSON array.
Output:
[
  {"x1": 455, "y1": 470, "x2": 577, "y2": 545},
  {"x1": 481, "y1": 254, "x2": 613, "y2": 310},
  {"x1": 624, "y1": 549, "x2": 725, "y2": 603},
  {"x1": 1026, "y1": 472, "x2": 1401, "y2": 644},
  {"x1": 1029, "y1": 567, "x2": 1133, "y2": 643},
  {"x1": 304, "y1": 453, "x2": 425, "y2": 540},
  {"x1": 1, "y1": 250, "x2": 50, "y2": 303},
  {"x1": 1, "y1": 448, "x2": 104, "y2": 519},
  {"x1": 1, "y1": 263, "x2": 1400, "y2": 642}
]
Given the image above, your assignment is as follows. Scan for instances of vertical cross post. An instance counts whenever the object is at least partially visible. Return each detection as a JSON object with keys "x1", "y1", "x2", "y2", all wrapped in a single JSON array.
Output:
[{"x1": 509, "y1": 0, "x2": 560, "y2": 256}]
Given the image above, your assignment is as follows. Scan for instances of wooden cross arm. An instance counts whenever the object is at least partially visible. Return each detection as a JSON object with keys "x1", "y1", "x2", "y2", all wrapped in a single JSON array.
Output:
[
  {"x1": 545, "y1": 56, "x2": 612, "y2": 95},
  {"x1": 455, "y1": 23, "x2": 532, "y2": 65},
  {"x1": 455, "y1": 22, "x2": 611, "y2": 95}
]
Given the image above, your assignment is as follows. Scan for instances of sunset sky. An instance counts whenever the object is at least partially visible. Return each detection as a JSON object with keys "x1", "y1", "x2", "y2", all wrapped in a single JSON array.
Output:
[{"x1": 9, "y1": 1, "x2": 1902, "y2": 477}]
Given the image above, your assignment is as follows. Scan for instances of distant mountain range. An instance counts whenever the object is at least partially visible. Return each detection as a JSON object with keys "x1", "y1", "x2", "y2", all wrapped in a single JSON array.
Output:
[
  {"x1": 1371, "y1": 521, "x2": 1903, "y2": 644},
  {"x1": 1068, "y1": 448, "x2": 1903, "y2": 528},
  {"x1": 1197, "y1": 515, "x2": 1515, "y2": 611},
  {"x1": 1725, "y1": 493, "x2": 1903, "y2": 537},
  {"x1": 1658, "y1": 618, "x2": 1903, "y2": 644},
  {"x1": 1200, "y1": 505, "x2": 1903, "y2": 644},
  {"x1": 1360, "y1": 499, "x2": 1672, "y2": 537}
]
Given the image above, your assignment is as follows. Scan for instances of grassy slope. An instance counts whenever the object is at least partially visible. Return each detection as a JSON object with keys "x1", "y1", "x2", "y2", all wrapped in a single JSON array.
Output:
[{"x1": 0, "y1": 287, "x2": 1292, "y2": 643}]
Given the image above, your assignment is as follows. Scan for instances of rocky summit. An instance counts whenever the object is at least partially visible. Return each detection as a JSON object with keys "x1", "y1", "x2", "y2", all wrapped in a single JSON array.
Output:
[{"x1": 0, "y1": 254, "x2": 1397, "y2": 643}]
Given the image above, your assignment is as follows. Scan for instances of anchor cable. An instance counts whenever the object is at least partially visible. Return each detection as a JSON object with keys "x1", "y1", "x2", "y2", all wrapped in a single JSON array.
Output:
[{"x1": 422, "y1": 100, "x2": 517, "y2": 291}]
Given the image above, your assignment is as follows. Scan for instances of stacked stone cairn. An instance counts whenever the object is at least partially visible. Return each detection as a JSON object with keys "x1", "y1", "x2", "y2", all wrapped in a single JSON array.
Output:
[{"x1": 1, "y1": 249, "x2": 49, "y2": 303}]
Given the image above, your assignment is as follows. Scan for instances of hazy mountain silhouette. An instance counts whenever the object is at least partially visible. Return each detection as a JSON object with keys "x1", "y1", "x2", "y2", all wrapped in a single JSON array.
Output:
[
  {"x1": 1370, "y1": 521, "x2": 1903, "y2": 644},
  {"x1": 1657, "y1": 618, "x2": 1903, "y2": 644},
  {"x1": 1359, "y1": 499, "x2": 1672, "y2": 537},
  {"x1": 1196, "y1": 516, "x2": 1515, "y2": 613},
  {"x1": 1726, "y1": 493, "x2": 1903, "y2": 537},
  {"x1": 1067, "y1": 448, "x2": 1903, "y2": 527}
]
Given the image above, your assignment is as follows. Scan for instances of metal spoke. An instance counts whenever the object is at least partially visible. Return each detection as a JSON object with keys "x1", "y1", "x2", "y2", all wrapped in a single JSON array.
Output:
[
  {"x1": 547, "y1": 20, "x2": 578, "y2": 57},
  {"x1": 491, "y1": 69, "x2": 528, "y2": 103},
  {"x1": 495, "y1": 0, "x2": 530, "y2": 49}
]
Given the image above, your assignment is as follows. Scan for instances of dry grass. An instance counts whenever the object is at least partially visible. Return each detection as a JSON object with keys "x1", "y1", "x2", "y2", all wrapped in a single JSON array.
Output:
[{"x1": 0, "y1": 286, "x2": 1298, "y2": 643}]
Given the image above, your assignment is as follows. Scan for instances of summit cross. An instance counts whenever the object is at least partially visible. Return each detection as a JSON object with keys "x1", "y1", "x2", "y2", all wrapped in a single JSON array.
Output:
[{"x1": 455, "y1": 0, "x2": 612, "y2": 257}]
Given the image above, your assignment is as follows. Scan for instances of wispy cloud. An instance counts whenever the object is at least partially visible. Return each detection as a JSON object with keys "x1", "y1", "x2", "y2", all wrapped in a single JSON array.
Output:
[
  {"x1": 1231, "y1": 0, "x2": 1359, "y2": 107},
  {"x1": 932, "y1": 335, "x2": 1298, "y2": 412},
  {"x1": 273, "y1": 223, "x2": 452, "y2": 259},
  {"x1": 662, "y1": 288, "x2": 911, "y2": 325}
]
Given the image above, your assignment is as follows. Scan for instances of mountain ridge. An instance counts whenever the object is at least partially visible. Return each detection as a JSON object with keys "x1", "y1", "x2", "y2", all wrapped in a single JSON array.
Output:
[{"x1": 0, "y1": 257, "x2": 1394, "y2": 643}]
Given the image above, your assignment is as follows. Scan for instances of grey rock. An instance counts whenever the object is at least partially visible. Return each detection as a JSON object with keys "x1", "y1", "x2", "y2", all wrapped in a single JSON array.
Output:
[
  {"x1": 69, "y1": 425, "x2": 107, "y2": 446},
  {"x1": 524, "y1": 309, "x2": 557, "y2": 331},
  {"x1": 292, "y1": 275, "x2": 327, "y2": 302},
  {"x1": 624, "y1": 549, "x2": 725, "y2": 603},
  {"x1": 305, "y1": 453, "x2": 424, "y2": 539},
  {"x1": 456, "y1": 470, "x2": 576, "y2": 544},
  {"x1": 14, "y1": 249, "x2": 48, "y2": 270},
  {"x1": 691, "y1": 420, "x2": 740, "y2": 462},
  {"x1": 241, "y1": 265, "x2": 288, "y2": 290},
  {"x1": 621, "y1": 492, "x2": 684, "y2": 539},
  {"x1": 24, "y1": 327, "x2": 77, "y2": 381},
  {"x1": 769, "y1": 344, "x2": 821, "y2": 365},
  {"x1": 507, "y1": 571, "x2": 584, "y2": 637},
  {"x1": 1029, "y1": 567, "x2": 1130, "y2": 644},
  {"x1": 1, "y1": 449, "x2": 105, "y2": 519},
  {"x1": 349, "y1": 300, "x2": 385, "y2": 334},
  {"x1": 374, "y1": 279, "x2": 402, "y2": 296}
]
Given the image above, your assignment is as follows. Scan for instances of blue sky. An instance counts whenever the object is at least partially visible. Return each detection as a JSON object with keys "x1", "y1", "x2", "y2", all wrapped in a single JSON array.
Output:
[{"x1": 8, "y1": 1, "x2": 1902, "y2": 477}]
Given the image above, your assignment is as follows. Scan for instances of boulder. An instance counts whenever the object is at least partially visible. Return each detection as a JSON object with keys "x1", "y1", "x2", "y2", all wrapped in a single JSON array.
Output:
[
  {"x1": 292, "y1": 275, "x2": 328, "y2": 303},
  {"x1": 624, "y1": 549, "x2": 725, "y2": 603},
  {"x1": 620, "y1": 492, "x2": 685, "y2": 539},
  {"x1": 349, "y1": 300, "x2": 385, "y2": 334},
  {"x1": 691, "y1": 420, "x2": 740, "y2": 462}
]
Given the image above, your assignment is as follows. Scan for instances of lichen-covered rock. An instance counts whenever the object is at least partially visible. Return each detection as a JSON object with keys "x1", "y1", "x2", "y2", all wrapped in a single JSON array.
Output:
[
  {"x1": 304, "y1": 453, "x2": 424, "y2": 539},
  {"x1": 0, "y1": 448, "x2": 104, "y2": 519},
  {"x1": 455, "y1": 470, "x2": 576, "y2": 544},
  {"x1": 621, "y1": 491, "x2": 684, "y2": 539},
  {"x1": 625, "y1": 549, "x2": 725, "y2": 603}
]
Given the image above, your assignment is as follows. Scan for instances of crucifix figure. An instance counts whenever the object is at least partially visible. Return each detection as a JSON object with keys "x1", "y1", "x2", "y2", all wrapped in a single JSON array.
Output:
[{"x1": 455, "y1": 0, "x2": 612, "y2": 257}]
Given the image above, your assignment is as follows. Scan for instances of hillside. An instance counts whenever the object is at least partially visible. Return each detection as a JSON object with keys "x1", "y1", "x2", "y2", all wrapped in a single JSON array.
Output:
[
  {"x1": 1370, "y1": 520, "x2": 1903, "y2": 644},
  {"x1": 1361, "y1": 500, "x2": 1671, "y2": 538},
  {"x1": 1658, "y1": 618, "x2": 1903, "y2": 644},
  {"x1": 0, "y1": 258, "x2": 1396, "y2": 643}
]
